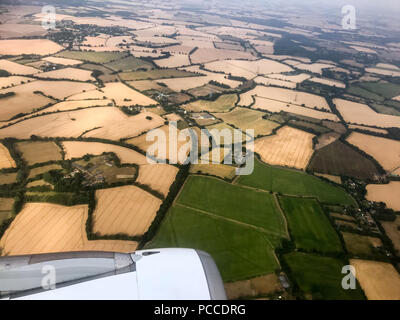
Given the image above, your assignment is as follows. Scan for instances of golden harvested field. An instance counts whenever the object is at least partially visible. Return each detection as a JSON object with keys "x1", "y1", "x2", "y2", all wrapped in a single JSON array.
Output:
[
  {"x1": 42, "y1": 56, "x2": 83, "y2": 66},
  {"x1": 127, "y1": 80, "x2": 165, "y2": 91},
  {"x1": 180, "y1": 65, "x2": 241, "y2": 88},
  {"x1": 16, "y1": 141, "x2": 62, "y2": 165},
  {"x1": 0, "y1": 198, "x2": 14, "y2": 211},
  {"x1": 101, "y1": 82, "x2": 158, "y2": 106},
  {"x1": 0, "y1": 59, "x2": 40, "y2": 75},
  {"x1": 213, "y1": 107, "x2": 280, "y2": 137},
  {"x1": 32, "y1": 99, "x2": 113, "y2": 114},
  {"x1": 254, "y1": 76, "x2": 297, "y2": 89},
  {"x1": 0, "y1": 172, "x2": 17, "y2": 185},
  {"x1": 0, "y1": 203, "x2": 138, "y2": 255},
  {"x1": 154, "y1": 54, "x2": 191, "y2": 68},
  {"x1": 204, "y1": 59, "x2": 293, "y2": 79},
  {"x1": 37, "y1": 67, "x2": 95, "y2": 81},
  {"x1": 350, "y1": 259, "x2": 400, "y2": 300},
  {"x1": 67, "y1": 88, "x2": 107, "y2": 100},
  {"x1": 205, "y1": 122, "x2": 248, "y2": 144},
  {"x1": 0, "y1": 79, "x2": 96, "y2": 100},
  {"x1": 252, "y1": 97, "x2": 339, "y2": 121},
  {"x1": 254, "y1": 126, "x2": 315, "y2": 170},
  {"x1": 366, "y1": 181, "x2": 400, "y2": 211},
  {"x1": 28, "y1": 164, "x2": 63, "y2": 179},
  {"x1": 309, "y1": 77, "x2": 346, "y2": 88},
  {"x1": 93, "y1": 186, "x2": 162, "y2": 236},
  {"x1": 266, "y1": 73, "x2": 311, "y2": 83},
  {"x1": 190, "y1": 48, "x2": 255, "y2": 64},
  {"x1": 240, "y1": 85, "x2": 330, "y2": 110},
  {"x1": 0, "y1": 23, "x2": 46, "y2": 39},
  {"x1": 346, "y1": 132, "x2": 400, "y2": 172},
  {"x1": 200, "y1": 147, "x2": 233, "y2": 164},
  {"x1": 0, "y1": 108, "x2": 164, "y2": 140},
  {"x1": 334, "y1": 98, "x2": 400, "y2": 128},
  {"x1": 365, "y1": 68, "x2": 400, "y2": 77},
  {"x1": 0, "y1": 143, "x2": 16, "y2": 169},
  {"x1": 295, "y1": 63, "x2": 335, "y2": 74},
  {"x1": 189, "y1": 163, "x2": 236, "y2": 180},
  {"x1": 0, "y1": 89, "x2": 54, "y2": 122},
  {"x1": 0, "y1": 39, "x2": 63, "y2": 56},
  {"x1": 381, "y1": 217, "x2": 400, "y2": 255},
  {"x1": 26, "y1": 179, "x2": 53, "y2": 189},
  {"x1": 62, "y1": 141, "x2": 147, "y2": 165},
  {"x1": 182, "y1": 94, "x2": 237, "y2": 113},
  {"x1": 137, "y1": 164, "x2": 178, "y2": 197},
  {"x1": 0, "y1": 76, "x2": 35, "y2": 89},
  {"x1": 348, "y1": 124, "x2": 388, "y2": 134}
]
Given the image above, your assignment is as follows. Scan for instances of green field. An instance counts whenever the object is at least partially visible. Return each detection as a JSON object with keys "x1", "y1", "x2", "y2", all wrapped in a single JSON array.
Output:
[
  {"x1": 371, "y1": 102, "x2": 400, "y2": 116},
  {"x1": 342, "y1": 232, "x2": 383, "y2": 257},
  {"x1": 56, "y1": 51, "x2": 128, "y2": 64},
  {"x1": 182, "y1": 94, "x2": 238, "y2": 113},
  {"x1": 238, "y1": 158, "x2": 356, "y2": 206},
  {"x1": 177, "y1": 175, "x2": 287, "y2": 236},
  {"x1": 104, "y1": 56, "x2": 154, "y2": 72},
  {"x1": 119, "y1": 69, "x2": 198, "y2": 81},
  {"x1": 146, "y1": 205, "x2": 280, "y2": 282},
  {"x1": 284, "y1": 252, "x2": 365, "y2": 300},
  {"x1": 279, "y1": 196, "x2": 343, "y2": 254},
  {"x1": 358, "y1": 82, "x2": 400, "y2": 99},
  {"x1": 347, "y1": 86, "x2": 384, "y2": 102}
]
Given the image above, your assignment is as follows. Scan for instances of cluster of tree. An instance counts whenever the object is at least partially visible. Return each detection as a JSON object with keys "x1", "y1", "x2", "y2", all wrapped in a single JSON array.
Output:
[{"x1": 0, "y1": 92, "x2": 15, "y2": 99}]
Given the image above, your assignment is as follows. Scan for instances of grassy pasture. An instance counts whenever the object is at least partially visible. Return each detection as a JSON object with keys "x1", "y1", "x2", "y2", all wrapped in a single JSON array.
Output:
[
  {"x1": 56, "y1": 51, "x2": 128, "y2": 64},
  {"x1": 119, "y1": 69, "x2": 198, "y2": 81},
  {"x1": 28, "y1": 164, "x2": 63, "y2": 179},
  {"x1": 284, "y1": 252, "x2": 365, "y2": 300},
  {"x1": 238, "y1": 158, "x2": 356, "y2": 206},
  {"x1": 347, "y1": 86, "x2": 384, "y2": 102},
  {"x1": 177, "y1": 175, "x2": 287, "y2": 236},
  {"x1": 342, "y1": 232, "x2": 383, "y2": 257},
  {"x1": 16, "y1": 141, "x2": 62, "y2": 166},
  {"x1": 308, "y1": 140, "x2": 381, "y2": 181},
  {"x1": 104, "y1": 56, "x2": 154, "y2": 72},
  {"x1": 358, "y1": 82, "x2": 400, "y2": 99},
  {"x1": 146, "y1": 204, "x2": 280, "y2": 282},
  {"x1": 183, "y1": 94, "x2": 237, "y2": 113},
  {"x1": 279, "y1": 196, "x2": 343, "y2": 254}
]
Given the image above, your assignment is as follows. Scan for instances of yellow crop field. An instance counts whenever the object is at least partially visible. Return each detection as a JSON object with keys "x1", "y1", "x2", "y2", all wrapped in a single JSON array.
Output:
[
  {"x1": 0, "y1": 39, "x2": 63, "y2": 56},
  {"x1": 42, "y1": 56, "x2": 83, "y2": 66},
  {"x1": 0, "y1": 143, "x2": 16, "y2": 169},
  {"x1": 154, "y1": 53, "x2": 191, "y2": 68},
  {"x1": 0, "y1": 59, "x2": 40, "y2": 75},
  {"x1": 189, "y1": 163, "x2": 236, "y2": 180},
  {"x1": 0, "y1": 203, "x2": 138, "y2": 256},
  {"x1": 93, "y1": 186, "x2": 162, "y2": 236},
  {"x1": 62, "y1": 141, "x2": 148, "y2": 165},
  {"x1": 366, "y1": 181, "x2": 400, "y2": 211},
  {"x1": 254, "y1": 126, "x2": 314, "y2": 170},
  {"x1": 37, "y1": 67, "x2": 95, "y2": 82},
  {"x1": 334, "y1": 98, "x2": 400, "y2": 128},
  {"x1": 350, "y1": 259, "x2": 400, "y2": 300},
  {"x1": 0, "y1": 76, "x2": 35, "y2": 89},
  {"x1": 100, "y1": 82, "x2": 158, "y2": 106},
  {"x1": 347, "y1": 132, "x2": 400, "y2": 172},
  {"x1": 137, "y1": 164, "x2": 179, "y2": 197}
]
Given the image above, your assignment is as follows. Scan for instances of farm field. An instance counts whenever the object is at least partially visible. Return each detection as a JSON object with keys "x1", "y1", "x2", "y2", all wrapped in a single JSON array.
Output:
[
  {"x1": 0, "y1": 143, "x2": 16, "y2": 169},
  {"x1": 36, "y1": 67, "x2": 95, "y2": 82},
  {"x1": 334, "y1": 98, "x2": 400, "y2": 128},
  {"x1": 213, "y1": 107, "x2": 279, "y2": 137},
  {"x1": 0, "y1": 76, "x2": 35, "y2": 89},
  {"x1": 252, "y1": 96, "x2": 339, "y2": 121},
  {"x1": 346, "y1": 132, "x2": 400, "y2": 173},
  {"x1": 315, "y1": 173, "x2": 341, "y2": 184},
  {"x1": 104, "y1": 55, "x2": 154, "y2": 72},
  {"x1": 308, "y1": 140, "x2": 382, "y2": 180},
  {"x1": 366, "y1": 181, "x2": 400, "y2": 211},
  {"x1": 42, "y1": 56, "x2": 82, "y2": 66},
  {"x1": 0, "y1": 203, "x2": 138, "y2": 256},
  {"x1": 16, "y1": 141, "x2": 62, "y2": 165},
  {"x1": 254, "y1": 126, "x2": 314, "y2": 170},
  {"x1": 0, "y1": 39, "x2": 63, "y2": 55},
  {"x1": 0, "y1": 108, "x2": 164, "y2": 140},
  {"x1": 100, "y1": 82, "x2": 158, "y2": 106},
  {"x1": 348, "y1": 124, "x2": 389, "y2": 134},
  {"x1": 239, "y1": 85, "x2": 330, "y2": 110},
  {"x1": 182, "y1": 94, "x2": 237, "y2": 113},
  {"x1": 350, "y1": 259, "x2": 400, "y2": 300},
  {"x1": 266, "y1": 73, "x2": 311, "y2": 83},
  {"x1": 154, "y1": 54, "x2": 190, "y2": 68},
  {"x1": 308, "y1": 77, "x2": 346, "y2": 88},
  {"x1": 279, "y1": 196, "x2": 343, "y2": 253},
  {"x1": 284, "y1": 252, "x2": 365, "y2": 300},
  {"x1": 56, "y1": 50, "x2": 128, "y2": 64},
  {"x1": 190, "y1": 48, "x2": 255, "y2": 64},
  {"x1": 62, "y1": 141, "x2": 148, "y2": 165},
  {"x1": 136, "y1": 164, "x2": 178, "y2": 197},
  {"x1": 93, "y1": 186, "x2": 162, "y2": 236},
  {"x1": 189, "y1": 164, "x2": 236, "y2": 180},
  {"x1": 0, "y1": 172, "x2": 17, "y2": 185},
  {"x1": 238, "y1": 158, "x2": 355, "y2": 205},
  {"x1": 342, "y1": 232, "x2": 382, "y2": 257},
  {"x1": 145, "y1": 205, "x2": 280, "y2": 282},
  {"x1": 119, "y1": 68, "x2": 198, "y2": 81},
  {"x1": 0, "y1": 59, "x2": 40, "y2": 75},
  {"x1": 254, "y1": 76, "x2": 297, "y2": 89},
  {"x1": 176, "y1": 175, "x2": 287, "y2": 236}
]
